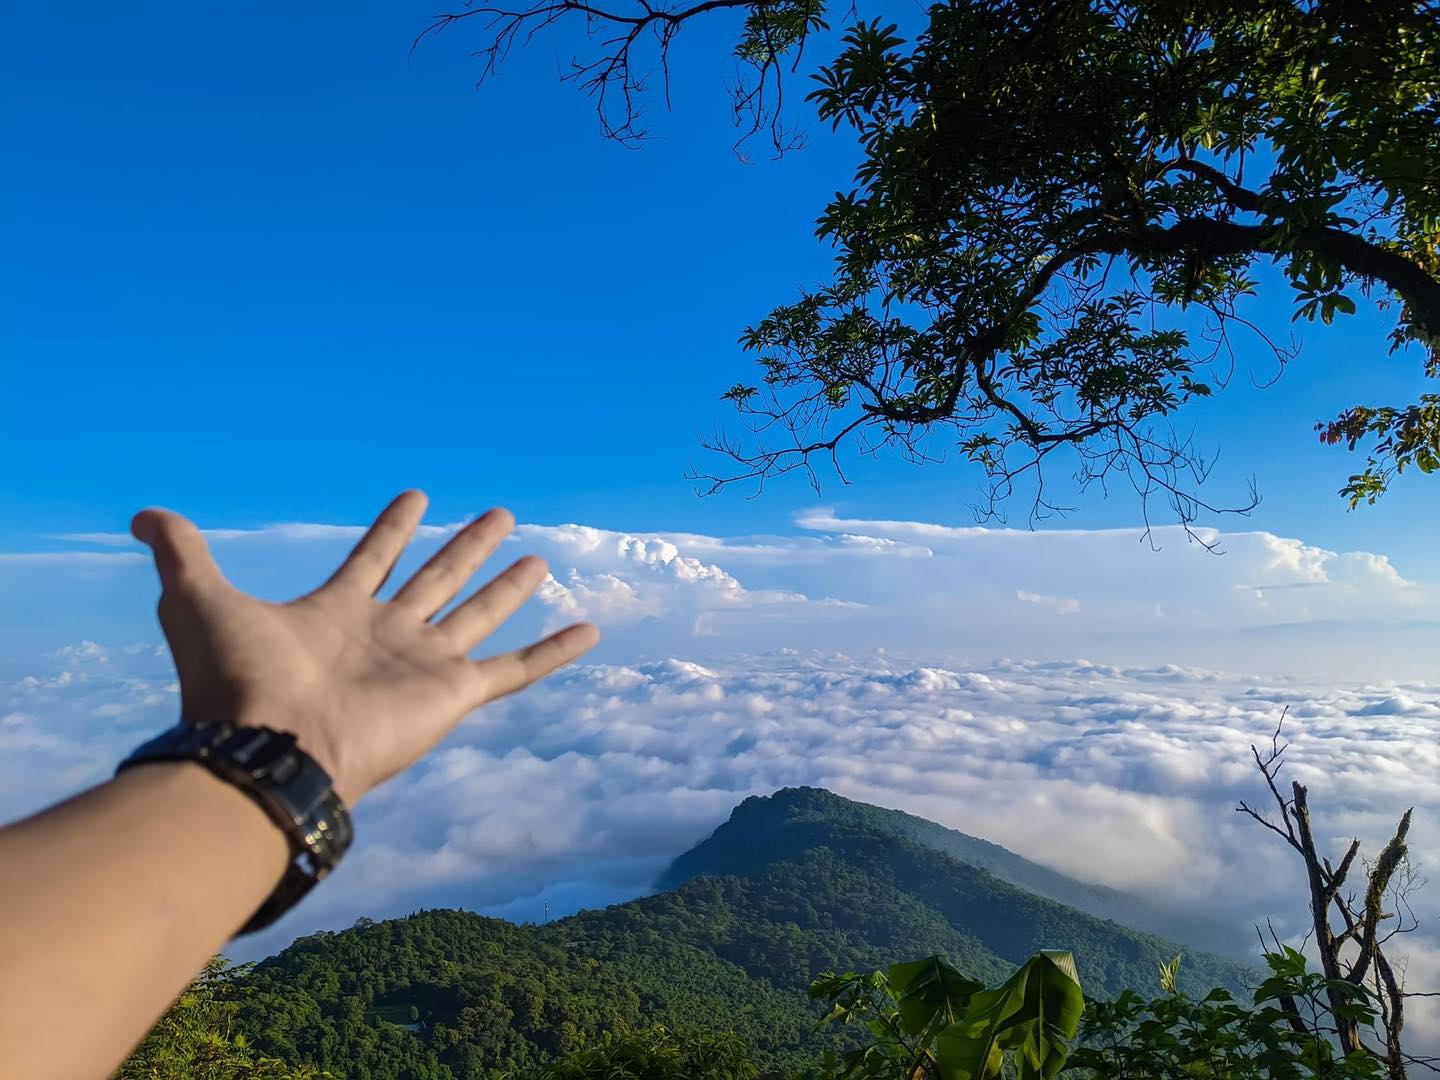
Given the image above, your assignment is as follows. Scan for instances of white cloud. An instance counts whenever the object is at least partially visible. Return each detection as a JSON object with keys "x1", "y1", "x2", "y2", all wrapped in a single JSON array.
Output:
[
  {"x1": 1017, "y1": 590, "x2": 1080, "y2": 614},
  {"x1": 41, "y1": 507, "x2": 1439, "y2": 679},
  {"x1": 0, "y1": 551, "x2": 146, "y2": 565},
  {"x1": 539, "y1": 570, "x2": 657, "y2": 625},
  {"x1": 54, "y1": 640, "x2": 111, "y2": 665},
  {"x1": 518, "y1": 523, "x2": 828, "y2": 635}
]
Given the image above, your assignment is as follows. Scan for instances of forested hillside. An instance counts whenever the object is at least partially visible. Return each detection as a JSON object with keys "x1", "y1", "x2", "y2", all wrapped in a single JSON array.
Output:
[
  {"x1": 660, "y1": 787, "x2": 1246, "y2": 955},
  {"x1": 230, "y1": 788, "x2": 1250, "y2": 1080}
]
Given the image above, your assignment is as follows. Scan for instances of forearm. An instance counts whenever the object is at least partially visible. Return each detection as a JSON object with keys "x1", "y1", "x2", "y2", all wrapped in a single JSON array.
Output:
[
  {"x1": 0, "y1": 762, "x2": 290, "y2": 1080},
  {"x1": 0, "y1": 492, "x2": 594, "y2": 1076}
]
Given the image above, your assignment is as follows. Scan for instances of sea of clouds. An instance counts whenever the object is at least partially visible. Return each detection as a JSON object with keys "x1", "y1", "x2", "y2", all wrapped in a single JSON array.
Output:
[{"x1": 2, "y1": 510, "x2": 1437, "y2": 1037}]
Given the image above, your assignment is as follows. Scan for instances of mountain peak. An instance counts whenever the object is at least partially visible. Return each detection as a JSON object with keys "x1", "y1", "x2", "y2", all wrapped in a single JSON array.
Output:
[{"x1": 660, "y1": 786, "x2": 1247, "y2": 958}]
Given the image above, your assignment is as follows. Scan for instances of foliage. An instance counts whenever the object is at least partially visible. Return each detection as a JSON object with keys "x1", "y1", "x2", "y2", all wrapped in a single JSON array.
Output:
[
  {"x1": 1067, "y1": 947, "x2": 1389, "y2": 1078},
  {"x1": 428, "y1": 0, "x2": 1440, "y2": 521},
  {"x1": 800, "y1": 947, "x2": 1402, "y2": 1080},
  {"x1": 660, "y1": 787, "x2": 1243, "y2": 956},
  {"x1": 1318, "y1": 393, "x2": 1440, "y2": 506},
  {"x1": 114, "y1": 957, "x2": 332, "y2": 1080},
  {"x1": 221, "y1": 788, "x2": 1246, "y2": 1079},
  {"x1": 719, "y1": 0, "x2": 1440, "y2": 521},
  {"x1": 123, "y1": 790, "x2": 1425, "y2": 1078},
  {"x1": 229, "y1": 906, "x2": 821, "y2": 1079},
  {"x1": 533, "y1": 1024, "x2": 762, "y2": 1079},
  {"x1": 130, "y1": 946, "x2": 1410, "y2": 1080},
  {"x1": 810, "y1": 951, "x2": 1083, "y2": 1080}
]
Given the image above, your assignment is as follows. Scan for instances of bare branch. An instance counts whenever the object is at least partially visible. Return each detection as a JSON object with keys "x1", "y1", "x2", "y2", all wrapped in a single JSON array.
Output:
[{"x1": 416, "y1": 0, "x2": 816, "y2": 151}]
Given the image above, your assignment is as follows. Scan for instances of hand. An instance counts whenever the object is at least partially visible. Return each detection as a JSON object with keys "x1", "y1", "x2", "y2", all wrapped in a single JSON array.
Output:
[{"x1": 130, "y1": 489, "x2": 598, "y2": 805}]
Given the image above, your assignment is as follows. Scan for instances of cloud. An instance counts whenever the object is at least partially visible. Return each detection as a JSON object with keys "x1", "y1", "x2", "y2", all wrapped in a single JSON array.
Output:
[
  {"x1": 30, "y1": 507, "x2": 1440, "y2": 680},
  {"x1": 539, "y1": 570, "x2": 659, "y2": 625},
  {"x1": 54, "y1": 640, "x2": 112, "y2": 665},
  {"x1": 3, "y1": 630, "x2": 1437, "y2": 1048},
  {"x1": 0, "y1": 641, "x2": 176, "y2": 822},
  {"x1": 0, "y1": 551, "x2": 146, "y2": 565},
  {"x1": 1017, "y1": 590, "x2": 1080, "y2": 615},
  {"x1": 518, "y1": 523, "x2": 827, "y2": 635}
]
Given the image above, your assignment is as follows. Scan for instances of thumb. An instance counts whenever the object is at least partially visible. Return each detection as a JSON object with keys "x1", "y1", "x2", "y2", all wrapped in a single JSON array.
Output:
[{"x1": 131, "y1": 508, "x2": 227, "y2": 593}]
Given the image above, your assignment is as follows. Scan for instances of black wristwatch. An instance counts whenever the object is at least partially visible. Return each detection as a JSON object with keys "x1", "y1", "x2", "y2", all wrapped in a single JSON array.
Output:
[{"x1": 115, "y1": 722, "x2": 354, "y2": 936}]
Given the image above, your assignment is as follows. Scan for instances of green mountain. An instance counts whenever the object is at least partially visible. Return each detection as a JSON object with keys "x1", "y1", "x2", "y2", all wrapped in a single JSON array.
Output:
[
  {"x1": 661, "y1": 786, "x2": 1248, "y2": 956},
  {"x1": 232, "y1": 787, "x2": 1252, "y2": 1080}
]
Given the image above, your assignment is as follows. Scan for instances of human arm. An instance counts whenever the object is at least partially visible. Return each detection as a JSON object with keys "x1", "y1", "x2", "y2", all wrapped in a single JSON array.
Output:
[{"x1": 0, "y1": 490, "x2": 597, "y2": 1080}]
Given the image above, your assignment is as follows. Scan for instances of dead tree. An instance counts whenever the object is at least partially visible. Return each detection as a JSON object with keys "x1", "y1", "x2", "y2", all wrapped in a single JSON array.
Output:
[{"x1": 1237, "y1": 712, "x2": 1433, "y2": 1078}]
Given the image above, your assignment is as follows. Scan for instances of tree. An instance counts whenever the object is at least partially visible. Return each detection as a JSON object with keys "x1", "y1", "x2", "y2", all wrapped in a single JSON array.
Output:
[
  {"x1": 421, "y1": 0, "x2": 1440, "y2": 528},
  {"x1": 1067, "y1": 949, "x2": 1393, "y2": 1079},
  {"x1": 533, "y1": 1024, "x2": 762, "y2": 1079},
  {"x1": 115, "y1": 956, "x2": 332, "y2": 1080},
  {"x1": 1236, "y1": 715, "x2": 1435, "y2": 1077}
]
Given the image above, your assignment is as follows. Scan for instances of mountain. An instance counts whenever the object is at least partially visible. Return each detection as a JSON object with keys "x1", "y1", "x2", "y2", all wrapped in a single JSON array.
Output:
[
  {"x1": 660, "y1": 786, "x2": 1248, "y2": 957},
  {"x1": 232, "y1": 788, "x2": 1253, "y2": 1080}
]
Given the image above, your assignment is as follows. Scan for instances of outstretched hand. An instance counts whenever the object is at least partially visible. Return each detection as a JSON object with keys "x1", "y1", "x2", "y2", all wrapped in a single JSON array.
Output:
[{"x1": 130, "y1": 489, "x2": 598, "y2": 805}]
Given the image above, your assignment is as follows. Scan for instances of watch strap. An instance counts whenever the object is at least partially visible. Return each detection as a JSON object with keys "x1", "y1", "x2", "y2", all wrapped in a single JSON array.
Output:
[{"x1": 116, "y1": 722, "x2": 354, "y2": 936}]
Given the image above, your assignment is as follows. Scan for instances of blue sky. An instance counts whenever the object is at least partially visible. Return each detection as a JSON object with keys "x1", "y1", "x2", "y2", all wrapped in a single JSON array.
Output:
[{"x1": 3, "y1": 0, "x2": 1438, "y2": 571}]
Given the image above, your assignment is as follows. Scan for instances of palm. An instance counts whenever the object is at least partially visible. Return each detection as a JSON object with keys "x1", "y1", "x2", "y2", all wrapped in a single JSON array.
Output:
[{"x1": 136, "y1": 490, "x2": 598, "y2": 804}]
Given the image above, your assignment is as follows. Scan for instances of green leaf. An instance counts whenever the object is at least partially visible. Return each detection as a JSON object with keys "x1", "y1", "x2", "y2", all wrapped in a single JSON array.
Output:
[
  {"x1": 933, "y1": 952, "x2": 1083, "y2": 1080},
  {"x1": 889, "y1": 956, "x2": 984, "y2": 1036}
]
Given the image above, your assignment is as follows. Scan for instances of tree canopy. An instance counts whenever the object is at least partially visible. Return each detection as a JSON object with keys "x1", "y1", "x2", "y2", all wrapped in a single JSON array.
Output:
[{"x1": 423, "y1": 0, "x2": 1440, "y2": 527}]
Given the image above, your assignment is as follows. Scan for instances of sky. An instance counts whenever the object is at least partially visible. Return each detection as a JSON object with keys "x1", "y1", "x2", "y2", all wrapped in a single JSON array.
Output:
[{"x1": 3, "y1": 0, "x2": 1439, "y2": 1037}]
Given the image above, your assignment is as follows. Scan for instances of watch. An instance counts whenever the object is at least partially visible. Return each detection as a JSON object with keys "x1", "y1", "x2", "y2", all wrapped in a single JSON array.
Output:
[{"x1": 115, "y1": 722, "x2": 354, "y2": 935}]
